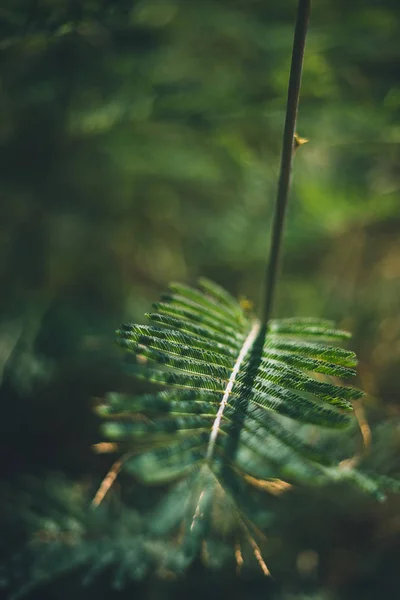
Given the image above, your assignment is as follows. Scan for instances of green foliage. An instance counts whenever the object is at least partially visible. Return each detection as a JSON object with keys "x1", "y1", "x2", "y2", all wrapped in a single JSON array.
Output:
[
  {"x1": 0, "y1": 475, "x2": 173, "y2": 599},
  {"x1": 97, "y1": 278, "x2": 383, "y2": 567},
  {"x1": 1, "y1": 1, "x2": 399, "y2": 596}
]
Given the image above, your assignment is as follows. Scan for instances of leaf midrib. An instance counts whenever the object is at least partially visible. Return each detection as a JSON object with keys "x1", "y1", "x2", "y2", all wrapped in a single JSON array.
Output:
[{"x1": 205, "y1": 321, "x2": 261, "y2": 464}]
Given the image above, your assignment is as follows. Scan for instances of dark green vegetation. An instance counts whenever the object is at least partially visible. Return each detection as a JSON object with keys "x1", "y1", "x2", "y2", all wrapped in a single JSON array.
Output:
[
  {"x1": 98, "y1": 277, "x2": 385, "y2": 570},
  {"x1": 0, "y1": 1, "x2": 399, "y2": 599},
  {"x1": 104, "y1": 281, "x2": 365, "y2": 476}
]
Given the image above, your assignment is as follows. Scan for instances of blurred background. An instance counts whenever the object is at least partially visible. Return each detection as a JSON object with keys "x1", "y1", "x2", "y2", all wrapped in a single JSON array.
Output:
[{"x1": 0, "y1": 0, "x2": 399, "y2": 598}]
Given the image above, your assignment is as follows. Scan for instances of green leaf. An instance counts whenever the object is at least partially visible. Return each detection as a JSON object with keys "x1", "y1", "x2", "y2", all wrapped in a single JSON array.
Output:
[{"x1": 99, "y1": 279, "x2": 381, "y2": 562}]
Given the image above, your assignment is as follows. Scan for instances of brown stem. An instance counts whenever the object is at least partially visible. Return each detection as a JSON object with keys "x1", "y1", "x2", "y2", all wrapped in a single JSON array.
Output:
[{"x1": 262, "y1": 0, "x2": 311, "y2": 325}]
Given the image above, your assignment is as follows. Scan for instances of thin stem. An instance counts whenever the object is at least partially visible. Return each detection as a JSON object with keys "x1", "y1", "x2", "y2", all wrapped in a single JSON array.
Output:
[{"x1": 261, "y1": 0, "x2": 311, "y2": 326}]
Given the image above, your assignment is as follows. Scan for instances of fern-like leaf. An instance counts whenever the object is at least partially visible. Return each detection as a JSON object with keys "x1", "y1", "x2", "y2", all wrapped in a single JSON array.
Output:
[{"x1": 98, "y1": 279, "x2": 381, "y2": 569}]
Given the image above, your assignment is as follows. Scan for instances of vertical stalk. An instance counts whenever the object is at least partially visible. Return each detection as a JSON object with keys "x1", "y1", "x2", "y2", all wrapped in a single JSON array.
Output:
[{"x1": 261, "y1": 0, "x2": 311, "y2": 326}]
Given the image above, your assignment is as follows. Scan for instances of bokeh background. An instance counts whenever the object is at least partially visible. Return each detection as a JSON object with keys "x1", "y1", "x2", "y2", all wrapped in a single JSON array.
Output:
[{"x1": 0, "y1": 1, "x2": 399, "y2": 599}]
